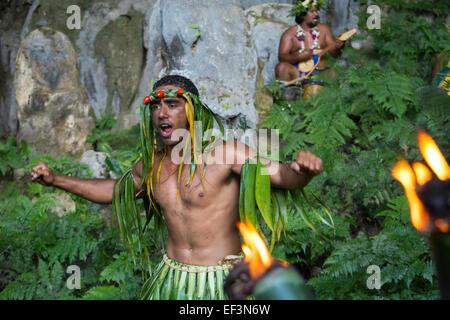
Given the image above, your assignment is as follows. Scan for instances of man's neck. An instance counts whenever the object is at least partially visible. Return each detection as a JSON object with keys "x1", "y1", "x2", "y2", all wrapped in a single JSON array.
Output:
[
  {"x1": 300, "y1": 22, "x2": 310, "y2": 31},
  {"x1": 162, "y1": 145, "x2": 193, "y2": 169},
  {"x1": 166, "y1": 144, "x2": 175, "y2": 155},
  {"x1": 300, "y1": 22, "x2": 317, "y2": 32}
]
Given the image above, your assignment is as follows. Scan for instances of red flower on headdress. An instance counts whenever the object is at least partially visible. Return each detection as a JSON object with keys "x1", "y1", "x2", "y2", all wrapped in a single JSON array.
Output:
[
  {"x1": 177, "y1": 89, "x2": 184, "y2": 95},
  {"x1": 157, "y1": 90, "x2": 165, "y2": 98},
  {"x1": 143, "y1": 96, "x2": 151, "y2": 104}
]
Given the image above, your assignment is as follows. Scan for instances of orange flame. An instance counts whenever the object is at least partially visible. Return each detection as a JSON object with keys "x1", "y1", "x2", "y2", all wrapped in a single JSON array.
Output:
[
  {"x1": 392, "y1": 160, "x2": 430, "y2": 232},
  {"x1": 418, "y1": 131, "x2": 450, "y2": 181},
  {"x1": 392, "y1": 132, "x2": 450, "y2": 233},
  {"x1": 412, "y1": 162, "x2": 432, "y2": 186},
  {"x1": 435, "y1": 219, "x2": 450, "y2": 233},
  {"x1": 237, "y1": 221, "x2": 273, "y2": 279},
  {"x1": 241, "y1": 245, "x2": 252, "y2": 262}
]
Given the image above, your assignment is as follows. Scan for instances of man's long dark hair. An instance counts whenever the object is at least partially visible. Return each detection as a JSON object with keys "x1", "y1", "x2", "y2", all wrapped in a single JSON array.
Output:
[
  {"x1": 154, "y1": 75, "x2": 200, "y2": 96},
  {"x1": 295, "y1": 12, "x2": 307, "y2": 25}
]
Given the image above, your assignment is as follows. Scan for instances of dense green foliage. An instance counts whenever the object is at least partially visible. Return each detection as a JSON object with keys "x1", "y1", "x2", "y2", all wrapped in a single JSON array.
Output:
[
  {"x1": 0, "y1": 0, "x2": 449, "y2": 300},
  {"x1": 0, "y1": 126, "x2": 149, "y2": 300},
  {"x1": 263, "y1": 0, "x2": 449, "y2": 299},
  {"x1": 0, "y1": 137, "x2": 31, "y2": 176}
]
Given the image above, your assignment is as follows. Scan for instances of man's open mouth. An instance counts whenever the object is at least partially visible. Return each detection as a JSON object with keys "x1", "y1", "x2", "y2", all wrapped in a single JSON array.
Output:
[{"x1": 159, "y1": 123, "x2": 173, "y2": 138}]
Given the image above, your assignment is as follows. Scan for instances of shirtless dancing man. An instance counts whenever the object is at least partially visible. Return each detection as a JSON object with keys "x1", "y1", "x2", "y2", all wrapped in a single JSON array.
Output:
[
  {"x1": 276, "y1": 0, "x2": 344, "y2": 83},
  {"x1": 31, "y1": 75, "x2": 323, "y2": 300}
]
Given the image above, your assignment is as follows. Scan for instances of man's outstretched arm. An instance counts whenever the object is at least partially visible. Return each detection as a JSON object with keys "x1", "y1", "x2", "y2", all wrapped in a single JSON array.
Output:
[
  {"x1": 229, "y1": 140, "x2": 322, "y2": 190},
  {"x1": 322, "y1": 25, "x2": 344, "y2": 58},
  {"x1": 31, "y1": 159, "x2": 145, "y2": 204},
  {"x1": 268, "y1": 150, "x2": 322, "y2": 190}
]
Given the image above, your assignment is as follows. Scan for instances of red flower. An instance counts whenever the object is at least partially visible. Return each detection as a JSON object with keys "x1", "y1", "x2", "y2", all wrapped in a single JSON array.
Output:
[
  {"x1": 157, "y1": 90, "x2": 165, "y2": 98},
  {"x1": 177, "y1": 89, "x2": 184, "y2": 95},
  {"x1": 143, "y1": 96, "x2": 151, "y2": 104}
]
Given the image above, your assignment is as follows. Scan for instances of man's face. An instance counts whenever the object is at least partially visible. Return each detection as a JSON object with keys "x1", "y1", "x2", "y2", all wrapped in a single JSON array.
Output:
[
  {"x1": 305, "y1": 8, "x2": 320, "y2": 27},
  {"x1": 151, "y1": 85, "x2": 189, "y2": 147}
]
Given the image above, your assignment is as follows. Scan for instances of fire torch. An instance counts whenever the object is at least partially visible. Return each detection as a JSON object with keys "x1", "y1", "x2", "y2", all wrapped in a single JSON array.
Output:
[
  {"x1": 224, "y1": 221, "x2": 314, "y2": 300},
  {"x1": 392, "y1": 131, "x2": 450, "y2": 299}
]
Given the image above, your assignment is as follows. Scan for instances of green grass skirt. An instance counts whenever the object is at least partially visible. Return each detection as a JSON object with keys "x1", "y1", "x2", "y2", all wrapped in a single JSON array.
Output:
[{"x1": 140, "y1": 254, "x2": 243, "y2": 300}]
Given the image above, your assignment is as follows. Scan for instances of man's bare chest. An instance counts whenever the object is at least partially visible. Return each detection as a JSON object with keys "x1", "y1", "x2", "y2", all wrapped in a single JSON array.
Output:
[
  {"x1": 290, "y1": 29, "x2": 326, "y2": 52},
  {"x1": 152, "y1": 164, "x2": 230, "y2": 209}
]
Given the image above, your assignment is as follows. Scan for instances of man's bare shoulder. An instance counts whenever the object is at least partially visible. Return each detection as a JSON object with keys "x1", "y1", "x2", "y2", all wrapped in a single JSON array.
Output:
[
  {"x1": 282, "y1": 25, "x2": 299, "y2": 38},
  {"x1": 131, "y1": 151, "x2": 164, "y2": 180},
  {"x1": 132, "y1": 158, "x2": 143, "y2": 177},
  {"x1": 317, "y1": 23, "x2": 333, "y2": 35},
  {"x1": 206, "y1": 139, "x2": 237, "y2": 163},
  {"x1": 205, "y1": 139, "x2": 255, "y2": 167},
  {"x1": 221, "y1": 139, "x2": 252, "y2": 157}
]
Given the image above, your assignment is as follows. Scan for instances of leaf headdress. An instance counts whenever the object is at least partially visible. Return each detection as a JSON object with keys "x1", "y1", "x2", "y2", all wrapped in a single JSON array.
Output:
[{"x1": 289, "y1": 0, "x2": 327, "y2": 17}]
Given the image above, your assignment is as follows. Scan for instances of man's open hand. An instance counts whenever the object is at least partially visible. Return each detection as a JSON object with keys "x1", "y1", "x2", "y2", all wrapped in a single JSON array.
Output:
[
  {"x1": 31, "y1": 162, "x2": 55, "y2": 186},
  {"x1": 335, "y1": 40, "x2": 345, "y2": 49},
  {"x1": 290, "y1": 151, "x2": 323, "y2": 177}
]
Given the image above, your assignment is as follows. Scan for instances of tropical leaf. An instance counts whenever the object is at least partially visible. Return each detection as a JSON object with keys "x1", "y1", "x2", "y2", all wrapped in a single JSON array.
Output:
[{"x1": 255, "y1": 157, "x2": 273, "y2": 231}]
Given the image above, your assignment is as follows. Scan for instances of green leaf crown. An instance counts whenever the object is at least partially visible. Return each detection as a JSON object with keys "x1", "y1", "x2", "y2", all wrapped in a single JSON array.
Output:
[{"x1": 289, "y1": 0, "x2": 327, "y2": 17}]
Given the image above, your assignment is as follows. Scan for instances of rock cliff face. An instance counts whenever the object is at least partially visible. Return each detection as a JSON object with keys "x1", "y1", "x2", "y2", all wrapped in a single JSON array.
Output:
[
  {"x1": 15, "y1": 27, "x2": 94, "y2": 157},
  {"x1": 245, "y1": 4, "x2": 294, "y2": 84},
  {"x1": 1, "y1": 0, "x2": 362, "y2": 156},
  {"x1": 240, "y1": 0, "x2": 295, "y2": 10},
  {"x1": 0, "y1": 0, "x2": 36, "y2": 140},
  {"x1": 138, "y1": 0, "x2": 259, "y2": 129}
]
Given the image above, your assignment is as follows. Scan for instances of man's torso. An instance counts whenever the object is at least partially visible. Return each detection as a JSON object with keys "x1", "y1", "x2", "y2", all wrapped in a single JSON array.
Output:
[
  {"x1": 150, "y1": 145, "x2": 242, "y2": 266},
  {"x1": 286, "y1": 23, "x2": 330, "y2": 68}
]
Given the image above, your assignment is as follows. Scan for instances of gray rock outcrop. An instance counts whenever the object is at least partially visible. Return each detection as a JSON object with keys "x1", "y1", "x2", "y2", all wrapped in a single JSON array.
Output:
[
  {"x1": 22, "y1": 0, "x2": 156, "y2": 131},
  {"x1": 0, "y1": 0, "x2": 37, "y2": 139},
  {"x1": 245, "y1": 4, "x2": 293, "y2": 84},
  {"x1": 1, "y1": 0, "x2": 364, "y2": 148},
  {"x1": 239, "y1": 0, "x2": 295, "y2": 10},
  {"x1": 79, "y1": 150, "x2": 117, "y2": 179},
  {"x1": 15, "y1": 27, "x2": 95, "y2": 157},
  {"x1": 49, "y1": 193, "x2": 76, "y2": 217},
  {"x1": 136, "y1": 0, "x2": 259, "y2": 129},
  {"x1": 74, "y1": 0, "x2": 156, "y2": 129},
  {"x1": 330, "y1": 0, "x2": 360, "y2": 35}
]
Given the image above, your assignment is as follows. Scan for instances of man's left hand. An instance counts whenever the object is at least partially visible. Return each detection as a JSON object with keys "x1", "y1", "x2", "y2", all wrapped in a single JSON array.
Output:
[
  {"x1": 335, "y1": 40, "x2": 345, "y2": 49},
  {"x1": 290, "y1": 151, "x2": 323, "y2": 177}
]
